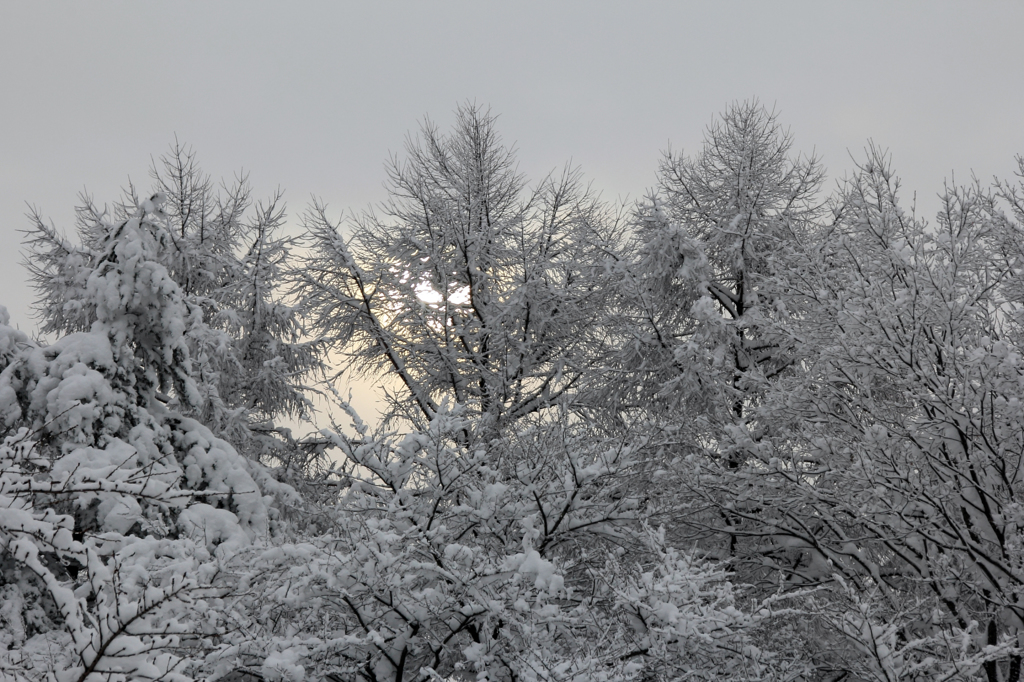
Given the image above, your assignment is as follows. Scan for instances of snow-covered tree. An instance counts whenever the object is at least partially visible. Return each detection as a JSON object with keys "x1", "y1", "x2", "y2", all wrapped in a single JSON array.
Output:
[
  {"x1": 605, "y1": 101, "x2": 824, "y2": 447},
  {"x1": 25, "y1": 142, "x2": 323, "y2": 464},
  {"x1": 0, "y1": 196, "x2": 301, "y2": 681},
  {"x1": 295, "y1": 103, "x2": 618, "y2": 437},
  {"x1": 588, "y1": 103, "x2": 830, "y2": 602}
]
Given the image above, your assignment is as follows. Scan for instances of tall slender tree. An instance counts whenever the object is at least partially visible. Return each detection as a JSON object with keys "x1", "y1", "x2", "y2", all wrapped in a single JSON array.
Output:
[{"x1": 606, "y1": 101, "x2": 824, "y2": 449}]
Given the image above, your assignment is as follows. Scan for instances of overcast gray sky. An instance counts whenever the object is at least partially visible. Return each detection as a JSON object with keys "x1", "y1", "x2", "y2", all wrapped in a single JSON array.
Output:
[{"x1": 3, "y1": 1, "x2": 1023, "y2": 418}]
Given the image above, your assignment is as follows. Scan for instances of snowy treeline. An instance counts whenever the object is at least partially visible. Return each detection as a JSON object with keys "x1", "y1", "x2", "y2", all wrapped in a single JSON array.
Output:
[{"x1": 3, "y1": 102, "x2": 1024, "y2": 681}]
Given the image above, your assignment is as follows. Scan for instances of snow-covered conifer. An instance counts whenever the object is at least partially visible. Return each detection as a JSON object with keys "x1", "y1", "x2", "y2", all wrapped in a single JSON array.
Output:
[
  {"x1": 606, "y1": 101, "x2": 824, "y2": 444},
  {"x1": 295, "y1": 103, "x2": 618, "y2": 438},
  {"x1": 26, "y1": 142, "x2": 323, "y2": 464},
  {"x1": 2, "y1": 193, "x2": 301, "y2": 681}
]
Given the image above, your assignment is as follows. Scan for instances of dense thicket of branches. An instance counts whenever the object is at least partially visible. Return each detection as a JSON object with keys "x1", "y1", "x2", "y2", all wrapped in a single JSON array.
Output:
[{"x1": 3, "y1": 102, "x2": 1024, "y2": 681}]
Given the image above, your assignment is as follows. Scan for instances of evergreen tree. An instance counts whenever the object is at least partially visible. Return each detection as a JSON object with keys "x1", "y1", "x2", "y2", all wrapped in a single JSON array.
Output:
[
  {"x1": 26, "y1": 142, "x2": 323, "y2": 465},
  {"x1": 0, "y1": 196, "x2": 299, "y2": 681}
]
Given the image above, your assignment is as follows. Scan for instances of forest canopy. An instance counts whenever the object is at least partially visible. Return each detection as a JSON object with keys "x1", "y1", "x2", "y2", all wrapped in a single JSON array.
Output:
[{"x1": 3, "y1": 101, "x2": 1024, "y2": 682}]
